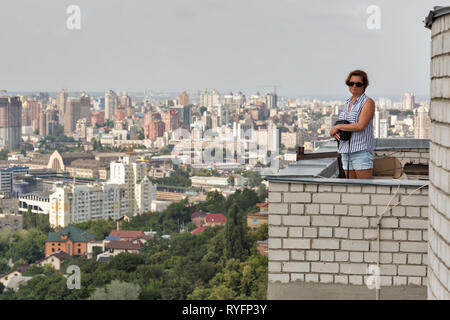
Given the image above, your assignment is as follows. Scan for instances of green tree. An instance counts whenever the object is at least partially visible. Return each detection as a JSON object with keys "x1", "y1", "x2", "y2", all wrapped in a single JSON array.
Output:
[
  {"x1": 22, "y1": 207, "x2": 33, "y2": 229},
  {"x1": 7, "y1": 229, "x2": 46, "y2": 263},
  {"x1": 0, "y1": 149, "x2": 9, "y2": 160},
  {"x1": 242, "y1": 171, "x2": 262, "y2": 188},
  {"x1": 89, "y1": 280, "x2": 141, "y2": 300},
  {"x1": 139, "y1": 280, "x2": 162, "y2": 300},
  {"x1": 208, "y1": 284, "x2": 236, "y2": 300},
  {"x1": 204, "y1": 190, "x2": 226, "y2": 213},
  {"x1": 224, "y1": 204, "x2": 248, "y2": 261},
  {"x1": 0, "y1": 258, "x2": 10, "y2": 274},
  {"x1": 73, "y1": 219, "x2": 115, "y2": 240},
  {"x1": 257, "y1": 184, "x2": 267, "y2": 202}
]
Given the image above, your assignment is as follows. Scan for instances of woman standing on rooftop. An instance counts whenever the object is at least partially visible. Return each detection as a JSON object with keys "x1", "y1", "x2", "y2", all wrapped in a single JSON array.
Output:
[{"x1": 329, "y1": 70, "x2": 375, "y2": 179}]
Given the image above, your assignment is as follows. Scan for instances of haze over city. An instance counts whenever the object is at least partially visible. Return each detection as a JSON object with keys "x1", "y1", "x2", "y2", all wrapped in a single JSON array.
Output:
[{"x1": 0, "y1": 0, "x2": 444, "y2": 98}]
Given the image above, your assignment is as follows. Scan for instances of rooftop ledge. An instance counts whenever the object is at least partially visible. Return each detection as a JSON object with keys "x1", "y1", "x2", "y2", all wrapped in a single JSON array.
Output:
[
  {"x1": 264, "y1": 176, "x2": 428, "y2": 188},
  {"x1": 263, "y1": 138, "x2": 429, "y2": 187}
]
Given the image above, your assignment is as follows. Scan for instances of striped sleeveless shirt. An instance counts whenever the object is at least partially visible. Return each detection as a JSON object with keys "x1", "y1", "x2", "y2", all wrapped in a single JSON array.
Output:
[{"x1": 337, "y1": 92, "x2": 374, "y2": 154}]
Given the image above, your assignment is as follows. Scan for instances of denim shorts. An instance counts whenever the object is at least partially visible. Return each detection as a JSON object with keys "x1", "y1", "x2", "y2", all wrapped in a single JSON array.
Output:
[{"x1": 340, "y1": 150, "x2": 374, "y2": 171}]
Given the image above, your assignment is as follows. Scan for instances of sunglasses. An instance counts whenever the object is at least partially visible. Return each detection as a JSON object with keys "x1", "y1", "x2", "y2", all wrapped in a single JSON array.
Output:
[{"x1": 347, "y1": 81, "x2": 364, "y2": 87}]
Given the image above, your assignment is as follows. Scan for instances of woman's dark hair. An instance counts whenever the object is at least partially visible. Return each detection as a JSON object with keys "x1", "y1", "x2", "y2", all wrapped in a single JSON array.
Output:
[{"x1": 345, "y1": 70, "x2": 369, "y2": 92}]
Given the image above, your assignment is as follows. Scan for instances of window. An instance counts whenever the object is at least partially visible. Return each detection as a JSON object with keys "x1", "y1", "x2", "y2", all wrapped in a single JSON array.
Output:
[
  {"x1": 52, "y1": 248, "x2": 55, "y2": 252},
  {"x1": 78, "y1": 243, "x2": 81, "y2": 247},
  {"x1": 78, "y1": 249, "x2": 81, "y2": 254},
  {"x1": 52, "y1": 243, "x2": 55, "y2": 246},
  {"x1": 253, "y1": 219, "x2": 258, "y2": 225}
]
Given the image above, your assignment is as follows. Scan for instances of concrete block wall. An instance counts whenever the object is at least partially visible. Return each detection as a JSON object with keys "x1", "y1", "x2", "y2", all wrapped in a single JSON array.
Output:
[
  {"x1": 374, "y1": 148, "x2": 429, "y2": 165},
  {"x1": 428, "y1": 9, "x2": 450, "y2": 300},
  {"x1": 268, "y1": 181, "x2": 429, "y2": 295}
]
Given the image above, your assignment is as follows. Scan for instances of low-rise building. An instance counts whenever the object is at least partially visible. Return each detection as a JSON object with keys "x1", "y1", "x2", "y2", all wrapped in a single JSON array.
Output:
[
  {"x1": 191, "y1": 176, "x2": 229, "y2": 191},
  {"x1": 256, "y1": 240, "x2": 268, "y2": 256},
  {"x1": 0, "y1": 265, "x2": 31, "y2": 290},
  {"x1": 65, "y1": 159, "x2": 109, "y2": 180},
  {"x1": 18, "y1": 191, "x2": 52, "y2": 216},
  {"x1": 246, "y1": 212, "x2": 268, "y2": 231},
  {"x1": 108, "y1": 230, "x2": 146, "y2": 242},
  {"x1": 191, "y1": 226, "x2": 206, "y2": 234},
  {"x1": 256, "y1": 202, "x2": 268, "y2": 213},
  {"x1": 0, "y1": 195, "x2": 19, "y2": 214},
  {"x1": 191, "y1": 210, "x2": 207, "y2": 228},
  {"x1": 38, "y1": 251, "x2": 70, "y2": 270},
  {"x1": 204, "y1": 213, "x2": 227, "y2": 227},
  {"x1": 150, "y1": 200, "x2": 170, "y2": 212},
  {"x1": 104, "y1": 240, "x2": 142, "y2": 256},
  {"x1": 45, "y1": 225, "x2": 95, "y2": 257},
  {"x1": 0, "y1": 213, "x2": 22, "y2": 232}
]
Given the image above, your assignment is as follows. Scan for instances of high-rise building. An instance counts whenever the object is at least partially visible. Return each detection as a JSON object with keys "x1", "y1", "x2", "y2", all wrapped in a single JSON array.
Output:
[
  {"x1": 57, "y1": 89, "x2": 68, "y2": 125},
  {"x1": 218, "y1": 104, "x2": 229, "y2": 125},
  {"x1": 199, "y1": 89, "x2": 220, "y2": 109},
  {"x1": 162, "y1": 108, "x2": 180, "y2": 133},
  {"x1": 224, "y1": 92, "x2": 233, "y2": 106},
  {"x1": 173, "y1": 105, "x2": 192, "y2": 126},
  {"x1": 49, "y1": 157, "x2": 156, "y2": 227},
  {"x1": 374, "y1": 106, "x2": 381, "y2": 138},
  {"x1": 149, "y1": 120, "x2": 166, "y2": 141},
  {"x1": 80, "y1": 93, "x2": 91, "y2": 124},
  {"x1": 39, "y1": 109, "x2": 47, "y2": 136},
  {"x1": 266, "y1": 93, "x2": 277, "y2": 110},
  {"x1": 20, "y1": 99, "x2": 40, "y2": 133},
  {"x1": 120, "y1": 93, "x2": 132, "y2": 109},
  {"x1": 403, "y1": 92, "x2": 415, "y2": 110},
  {"x1": 109, "y1": 156, "x2": 153, "y2": 215},
  {"x1": 49, "y1": 183, "x2": 123, "y2": 227},
  {"x1": 0, "y1": 96, "x2": 22, "y2": 150},
  {"x1": 37, "y1": 92, "x2": 49, "y2": 104},
  {"x1": 64, "y1": 98, "x2": 81, "y2": 134},
  {"x1": 414, "y1": 105, "x2": 430, "y2": 139},
  {"x1": 390, "y1": 114, "x2": 398, "y2": 126},
  {"x1": 178, "y1": 91, "x2": 189, "y2": 106},
  {"x1": 105, "y1": 90, "x2": 118, "y2": 120},
  {"x1": 0, "y1": 166, "x2": 29, "y2": 194},
  {"x1": 201, "y1": 112, "x2": 212, "y2": 131},
  {"x1": 379, "y1": 119, "x2": 388, "y2": 138}
]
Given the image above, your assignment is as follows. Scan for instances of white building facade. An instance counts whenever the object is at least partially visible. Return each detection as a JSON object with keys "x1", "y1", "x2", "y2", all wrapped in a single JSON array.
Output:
[{"x1": 48, "y1": 156, "x2": 156, "y2": 227}]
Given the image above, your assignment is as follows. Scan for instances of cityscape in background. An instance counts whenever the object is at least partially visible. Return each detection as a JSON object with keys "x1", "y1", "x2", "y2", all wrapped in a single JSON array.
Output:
[
  {"x1": 0, "y1": 88, "x2": 432, "y2": 220},
  {"x1": 0, "y1": 87, "x2": 431, "y2": 227}
]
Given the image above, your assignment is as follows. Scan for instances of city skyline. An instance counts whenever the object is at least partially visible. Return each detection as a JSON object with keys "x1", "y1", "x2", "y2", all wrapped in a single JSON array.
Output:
[{"x1": 0, "y1": 0, "x2": 443, "y2": 97}]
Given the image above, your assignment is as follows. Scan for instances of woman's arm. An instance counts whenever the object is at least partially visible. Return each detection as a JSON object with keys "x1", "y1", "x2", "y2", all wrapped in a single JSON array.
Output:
[{"x1": 335, "y1": 98, "x2": 375, "y2": 132}]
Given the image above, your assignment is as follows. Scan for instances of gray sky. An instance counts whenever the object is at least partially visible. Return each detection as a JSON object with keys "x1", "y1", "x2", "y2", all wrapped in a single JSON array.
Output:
[{"x1": 0, "y1": 0, "x2": 443, "y2": 98}]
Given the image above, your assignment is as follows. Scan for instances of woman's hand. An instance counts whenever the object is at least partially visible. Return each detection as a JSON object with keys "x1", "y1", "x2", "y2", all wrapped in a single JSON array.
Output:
[
  {"x1": 329, "y1": 125, "x2": 339, "y2": 136},
  {"x1": 329, "y1": 126, "x2": 341, "y2": 141}
]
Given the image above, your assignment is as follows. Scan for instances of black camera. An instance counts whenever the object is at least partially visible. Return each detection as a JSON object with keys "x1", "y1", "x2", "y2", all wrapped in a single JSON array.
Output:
[{"x1": 334, "y1": 120, "x2": 352, "y2": 141}]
